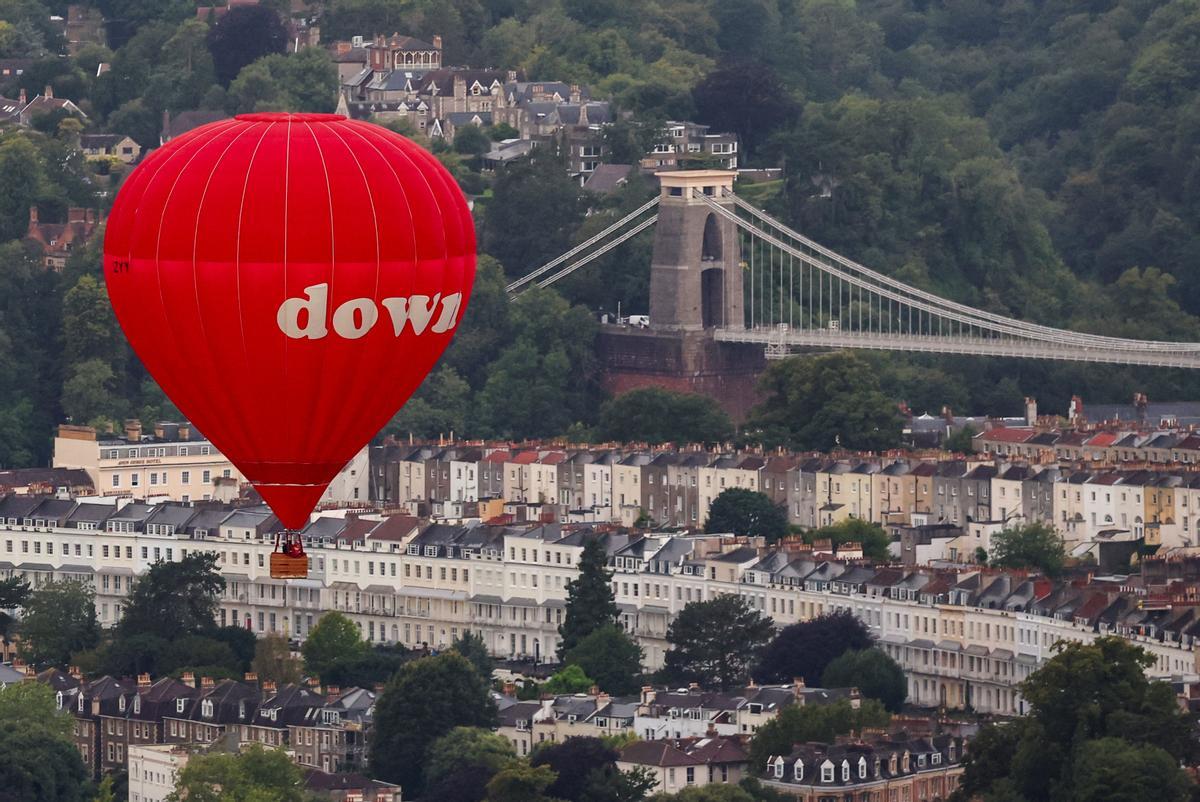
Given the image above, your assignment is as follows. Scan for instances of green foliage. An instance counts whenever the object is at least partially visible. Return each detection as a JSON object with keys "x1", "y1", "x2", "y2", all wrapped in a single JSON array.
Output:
[
  {"x1": 167, "y1": 743, "x2": 304, "y2": 802},
  {"x1": 484, "y1": 151, "x2": 588, "y2": 276},
  {"x1": 597, "y1": 388, "x2": 733, "y2": 445},
  {"x1": 944, "y1": 425, "x2": 978, "y2": 454},
  {"x1": 0, "y1": 575, "x2": 30, "y2": 642},
  {"x1": 0, "y1": 136, "x2": 43, "y2": 242},
  {"x1": 206, "y1": 5, "x2": 286, "y2": 86},
  {"x1": 425, "y1": 727, "x2": 516, "y2": 788},
  {"x1": 820, "y1": 648, "x2": 907, "y2": 712},
  {"x1": 251, "y1": 634, "x2": 303, "y2": 686},
  {"x1": 0, "y1": 682, "x2": 88, "y2": 801},
  {"x1": 17, "y1": 578, "x2": 99, "y2": 667},
  {"x1": 558, "y1": 538, "x2": 620, "y2": 660},
  {"x1": 804, "y1": 518, "x2": 891, "y2": 562},
  {"x1": 754, "y1": 610, "x2": 873, "y2": 685},
  {"x1": 486, "y1": 762, "x2": 558, "y2": 802},
  {"x1": 451, "y1": 630, "x2": 494, "y2": 680},
  {"x1": 119, "y1": 553, "x2": 225, "y2": 643},
  {"x1": 302, "y1": 611, "x2": 367, "y2": 678},
  {"x1": 990, "y1": 523, "x2": 1067, "y2": 577},
  {"x1": 704, "y1": 488, "x2": 789, "y2": 541},
  {"x1": 369, "y1": 652, "x2": 499, "y2": 796},
  {"x1": 563, "y1": 624, "x2": 644, "y2": 696},
  {"x1": 663, "y1": 594, "x2": 774, "y2": 688},
  {"x1": 959, "y1": 638, "x2": 1196, "y2": 801},
  {"x1": 748, "y1": 698, "x2": 891, "y2": 770},
  {"x1": 543, "y1": 663, "x2": 596, "y2": 695},
  {"x1": 228, "y1": 49, "x2": 339, "y2": 113},
  {"x1": 319, "y1": 644, "x2": 412, "y2": 689},
  {"x1": 530, "y1": 736, "x2": 654, "y2": 802},
  {"x1": 749, "y1": 353, "x2": 905, "y2": 452}
]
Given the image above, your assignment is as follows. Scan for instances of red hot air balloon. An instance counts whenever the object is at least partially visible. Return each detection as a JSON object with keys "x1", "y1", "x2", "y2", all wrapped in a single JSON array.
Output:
[{"x1": 104, "y1": 113, "x2": 475, "y2": 565}]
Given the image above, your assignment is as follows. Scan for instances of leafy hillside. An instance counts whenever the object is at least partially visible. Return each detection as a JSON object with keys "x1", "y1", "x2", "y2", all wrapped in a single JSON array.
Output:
[{"x1": 2, "y1": 0, "x2": 1200, "y2": 463}]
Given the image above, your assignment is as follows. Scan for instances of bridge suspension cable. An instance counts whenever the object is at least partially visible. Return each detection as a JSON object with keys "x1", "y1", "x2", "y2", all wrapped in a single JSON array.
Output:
[
  {"x1": 506, "y1": 196, "x2": 660, "y2": 294},
  {"x1": 724, "y1": 190, "x2": 1200, "y2": 353}
]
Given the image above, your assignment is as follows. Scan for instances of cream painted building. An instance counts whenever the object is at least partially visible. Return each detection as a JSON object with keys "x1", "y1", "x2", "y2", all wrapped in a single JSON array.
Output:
[
  {"x1": 128, "y1": 743, "x2": 192, "y2": 802},
  {"x1": 54, "y1": 424, "x2": 367, "y2": 508}
]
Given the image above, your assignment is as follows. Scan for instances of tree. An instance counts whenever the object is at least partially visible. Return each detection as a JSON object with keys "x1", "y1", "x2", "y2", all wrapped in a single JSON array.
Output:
[
  {"x1": 0, "y1": 683, "x2": 87, "y2": 802},
  {"x1": 1069, "y1": 738, "x2": 1193, "y2": 802},
  {"x1": 370, "y1": 653, "x2": 498, "y2": 796},
  {"x1": 531, "y1": 737, "x2": 656, "y2": 802},
  {"x1": 662, "y1": 595, "x2": 774, "y2": 688},
  {"x1": 959, "y1": 638, "x2": 1196, "y2": 801},
  {"x1": 990, "y1": 523, "x2": 1067, "y2": 576},
  {"x1": 558, "y1": 538, "x2": 620, "y2": 659},
  {"x1": 692, "y1": 61, "x2": 795, "y2": 158},
  {"x1": 119, "y1": 553, "x2": 224, "y2": 642},
  {"x1": 302, "y1": 611, "x2": 367, "y2": 678},
  {"x1": 251, "y1": 633, "x2": 303, "y2": 686},
  {"x1": 321, "y1": 644, "x2": 411, "y2": 688},
  {"x1": 944, "y1": 425, "x2": 978, "y2": 454},
  {"x1": 563, "y1": 624, "x2": 644, "y2": 696},
  {"x1": 0, "y1": 575, "x2": 30, "y2": 643},
  {"x1": 61, "y1": 358, "x2": 121, "y2": 424},
  {"x1": 820, "y1": 648, "x2": 907, "y2": 712},
  {"x1": 227, "y1": 49, "x2": 339, "y2": 113},
  {"x1": 704, "y1": 488, "x2": 788, "y2": 541},
  {"x1": 0, "y1": 136, "x2": 43, "y2": 242},
  {"x1": 425, "y1": 727, "x2": 516, "y2": 788},
  {"x1": 167, "y1": 744, "x2": 304, "y2": 802},
  {"x1": 484, "y1": 151, "x2": 588, "y2": 276},
  {"x1": 385, "y1": 366, "x2": 471, "y2": 441},
  {"x1": 754, "y1": 611, "x2": 873, "y2": 685},
  {"x1": 62, "y1": 274, "x2": 122, "y2": 367},
  {"x1": 423, "y1": 762, "x2": 496, "y2": 802},
  {"x1": 17, "y1": 579, "x2": 99, "y2": 667},
  {"x1": 451, "y1": 631, "x2": 493, "y2": 680},
  {"x1": 804, "y1": 519, "x2": 891, "y2": 562},
  {"x1": 648, "y1": 786, "x2": 758, "y2": 802},
  {"x1": 485, "y1": 763, "x2": 558, "y2": 802},
  {"x1": 597, "y1": 388, "x2": 734, "y2": 445},
  {"x1": 747, "y1": 353, "x2": 905, "y2": 452},
  {"x1": 453, "y1": 123, "x2": 492, "y2": 159},
  {"x1": 748, "y1": 698, "x2": 891, "y2": 770},
  {"x1": 206, "y1": 5, "x2": 286, "y2": 86},
  {"x1": 543, "y1": 664, "x2": 596, "y2": 695}
]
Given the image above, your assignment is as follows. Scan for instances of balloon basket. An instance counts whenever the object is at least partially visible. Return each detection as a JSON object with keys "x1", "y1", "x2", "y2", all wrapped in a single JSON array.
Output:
[{"x1": 270, "y1": 552, "x2": 309, "y2": 580}]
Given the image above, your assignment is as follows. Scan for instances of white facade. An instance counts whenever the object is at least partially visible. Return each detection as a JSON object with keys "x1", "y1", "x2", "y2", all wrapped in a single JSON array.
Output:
[{"x1": 128, "y1": 744, "x2": 190, "y2": 802}]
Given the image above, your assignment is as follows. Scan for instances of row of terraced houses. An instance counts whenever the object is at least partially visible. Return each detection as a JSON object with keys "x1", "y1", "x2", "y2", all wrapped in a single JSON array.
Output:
[{"x1": 1, "y1": 489, "x2": 1198, "y2": 721}]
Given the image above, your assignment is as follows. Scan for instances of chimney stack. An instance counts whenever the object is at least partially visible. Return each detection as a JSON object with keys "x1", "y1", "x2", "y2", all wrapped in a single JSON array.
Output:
[
  {"x1": 124, "y1": 419, "x2": 142, "y2": 442},
  {"x1": 201, "y1": 676, "x2": 214, "y2": 689},
  {"x1": 137, "y1": 673, "x2": 151, "y2": 688},
  {"x1": 261, "y1": 680, "x2": 276, "y2": 694},
  {"x1": 69, "y1": 665, "x2": 83, "y2": 680},
  {"x1": 244, "y1": 672, "x2": 258, "y2": 683},
  {"x1": 1025, "y1": 397, "x2": 1037, "y2": 426},
  {"x1": 502, "y1": 680, "x2": 517, "y2": 697},
  {"x1": 792, "y1": 677, "x2": 806, "y2": 700},
  {"x1": 432, "y1": 34, "x2": 442, "y2": 50},
  {"x1": 326, "y1": 685, "x2": 341, "y2": 703},
  {"x1": 181, "y1": 672, "x2": 196, "y2": 688},
  {"x1": 43, "y1": 84, "x2": 52, "y2": 99},
  {"x1": 28, "y1": 206, "x2": 37, "y2": 225},
  {"x1": 18, "y1": 88, "x2": 25, "y2": 105},
  {"x1": 640, "y1": 685, "x2": 656, "y2": 706}
]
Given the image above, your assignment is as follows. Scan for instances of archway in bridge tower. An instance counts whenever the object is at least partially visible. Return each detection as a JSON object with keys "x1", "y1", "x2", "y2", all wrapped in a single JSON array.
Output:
[
  {"x1": 702, "y1": 212, "x2": 723, "y2": 262},
  {"x1": 701, "y1": 267, "x2": 724, "y2": 328},
  {"x1": 701, "y1": 213, "x2": 725, "y2": 328}
]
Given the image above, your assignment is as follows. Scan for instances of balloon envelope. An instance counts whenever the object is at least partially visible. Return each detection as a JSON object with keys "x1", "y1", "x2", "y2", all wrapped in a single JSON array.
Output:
[{"x1": 104, "y1": 112, "x2": 475, "y2": 528}]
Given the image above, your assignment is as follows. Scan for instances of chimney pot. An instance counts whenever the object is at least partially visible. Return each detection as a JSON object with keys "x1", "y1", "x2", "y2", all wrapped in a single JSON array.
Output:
[
  {"x1": 138, "y1": 673, "x2": 151, "y2": 687},
  {"x1": 43, "y1": 84, "x2": 52, "y2": 99},
  {"x1": 261, "y1": 680, "x2": 276, "y2": 693},
  {"x1": 182, "y1": 671, "x2": 195, "y2": 687},
  {"x1": 201, "y1": 676, "x2": 214, "y2": 688},
  {"x1": 244, "y1": 672, "x2": 258, "y2": 683}
]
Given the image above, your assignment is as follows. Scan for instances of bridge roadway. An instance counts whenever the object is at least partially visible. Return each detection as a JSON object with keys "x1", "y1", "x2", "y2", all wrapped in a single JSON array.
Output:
[{"x1": 712, "y1": 327, "x2": 1200, "y2": 368}]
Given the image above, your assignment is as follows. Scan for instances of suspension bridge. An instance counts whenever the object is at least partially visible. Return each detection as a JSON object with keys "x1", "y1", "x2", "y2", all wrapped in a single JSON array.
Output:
[{"x1": 507, "y1": 170, "x2": 1200, "y2": 369}]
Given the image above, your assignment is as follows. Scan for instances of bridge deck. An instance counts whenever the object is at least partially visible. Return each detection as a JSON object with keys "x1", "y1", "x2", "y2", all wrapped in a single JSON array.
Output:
[{"x1": 712, "y1": 328, "x2": 1200, "y2": 369}]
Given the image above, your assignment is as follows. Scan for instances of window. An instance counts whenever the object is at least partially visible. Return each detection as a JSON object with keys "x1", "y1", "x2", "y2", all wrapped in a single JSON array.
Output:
[
  {"x1": 182, "y1": 471, "x2": 190, "y2": 484},
  {"x1": 793, "y1": 760, "x2": 804, "y2": 780},
  {"x1": 112, "y1": 474, "x2": 120, "y2": 487},
  {"x1": 202, "y1": 470, "x2": 211, "y2": 483},
  {"x1": 821, "y1": 763, "x2": 833, "y2": 782}
]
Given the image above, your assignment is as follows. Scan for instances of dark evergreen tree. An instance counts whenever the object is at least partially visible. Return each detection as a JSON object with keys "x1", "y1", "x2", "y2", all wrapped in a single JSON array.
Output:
[
  {"x1": 704, "y1": 488, "x2": 789, "y2": 541},
  {"x1": 557, "y1": 538, "x2": 620, "y2": 660},
  {"x1": 754, "y1": 610, "x2": 873, "y2": 685},
  {"x1": 662, "y1": 595, "x2": 774, "y2": 688}
]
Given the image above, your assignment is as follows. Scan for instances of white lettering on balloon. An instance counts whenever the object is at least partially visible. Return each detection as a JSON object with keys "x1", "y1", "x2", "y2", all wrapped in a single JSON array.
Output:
[{"x1": 277, "y1": 283, "x2": 463, "y2": 340}]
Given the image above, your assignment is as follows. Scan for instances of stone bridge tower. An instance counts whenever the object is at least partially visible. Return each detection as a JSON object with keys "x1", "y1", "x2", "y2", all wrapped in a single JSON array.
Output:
[{"x1": 649, "y1": 170, "x2": 743, "y2": 330}]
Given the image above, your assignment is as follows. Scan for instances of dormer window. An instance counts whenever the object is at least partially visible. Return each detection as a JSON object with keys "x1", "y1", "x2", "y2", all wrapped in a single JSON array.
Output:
[
  {"x1": 841, "y1": 760, "x2": 850, "y2": 781},
  {"x1": 78, "y1": 695, "x2": 84, "y2": 712},
  {"x1": 820, "y1": 761, "x2": 833, "y2": 783},
  {"x1": 118, "y1": 696, "x2": 126, "y2": 712},
  {"x1": 858, "y1": 757, "x2": 867, "y2": 778},
  {"x1": 793, "y1": 759, "x2": 803, "y2": 780},
  {"x1": 948, "y1": 744, "x2": 956, "y2": 761},
  {"x1": 771, "y1": 758, "x2": 783, "y2": 779},
  {"x1": 239, "y1": 701, "x2": 246, "y2": 719},
  {"x1": 133, "y1": 696, "x2": 141, "y2": 714},
  {"x1": 201, "y1": 699, "x2": 213, "y2": 718},
  {"x1": 932, "y1": 753, "x2": 941, "y2": 765},
  {"x1": 917, "y1": 754, "x2": 926, "y2": 768},
  {"x1": 56, "y1": 691, "x2": 63, "y2": 710},
  {"x1": 874, "y1": 757, "x2": 881, "y2": 777},
  {"x1": 176, "y1": 698, "x2": 186, "y2": 713}
]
